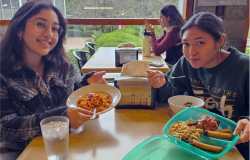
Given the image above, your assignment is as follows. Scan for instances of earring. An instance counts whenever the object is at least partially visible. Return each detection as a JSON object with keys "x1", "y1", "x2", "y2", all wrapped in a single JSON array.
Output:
[
  {"x1": 19, "y1": 36, "x2": 22, "y2": 41},
  {"x1": 217, "y1": 48, "x2": 220, "y2": 52}
]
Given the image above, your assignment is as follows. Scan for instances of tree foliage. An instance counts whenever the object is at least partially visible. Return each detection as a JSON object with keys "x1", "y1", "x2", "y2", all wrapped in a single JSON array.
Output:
[
  {"x1": 66, "y1": 0, "x2": 179, "y2": 18},
  {"x1": 66, "y1": 28, "x2": 143, "y2": 68},
  {"x1": 92, "y1": 28, "x2": 142, "y2": 50}
]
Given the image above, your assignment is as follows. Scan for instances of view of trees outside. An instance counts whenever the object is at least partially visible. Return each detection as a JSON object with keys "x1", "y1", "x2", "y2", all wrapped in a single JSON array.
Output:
[
  {"x1": 65, "y1": 0, "x2": 179, "y2": 42},
  {"x1": 64, "y1": 0, "x2": 180, "y2": 67},
  {"x1": 1, "y1": 0, "x2": 249, "y2": 68},
  {"x1": 66, "y1": 0, "x2": 178, "y2": 18},
  {"x1": 0, "y1": 0, "x2": 180, "y2": 70},
  {"x1": 65, "y1": 0, "x2": 179, "y2": 35},
  {"x1": 247, "y1": 28, "x2": 250, "y2": 54}
]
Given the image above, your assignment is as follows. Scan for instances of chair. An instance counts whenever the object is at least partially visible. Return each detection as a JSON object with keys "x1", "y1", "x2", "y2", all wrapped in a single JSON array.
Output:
[
  {"x1": 73, "y1": 50, "x2": 90, "y2": 75},
  {"x1": 85, "y1": 42, "x2": 97, "y2": 57}
]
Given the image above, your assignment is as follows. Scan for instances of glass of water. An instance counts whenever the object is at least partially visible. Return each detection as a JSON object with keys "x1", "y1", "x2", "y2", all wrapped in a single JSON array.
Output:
[{"x1": 40, "y1": 116, "x2": 69, "y2": 160}]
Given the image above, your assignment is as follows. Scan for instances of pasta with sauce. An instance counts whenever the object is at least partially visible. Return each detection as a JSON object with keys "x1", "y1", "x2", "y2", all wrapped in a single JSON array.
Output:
[{"x1": 77, "y1": 92, "x2": 113, "y2": 112}]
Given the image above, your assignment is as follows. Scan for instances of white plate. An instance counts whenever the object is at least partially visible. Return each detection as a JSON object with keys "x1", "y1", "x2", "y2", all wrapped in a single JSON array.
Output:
[{"x1": 66, "y1": 84, "x2": 121, "y2": 115}]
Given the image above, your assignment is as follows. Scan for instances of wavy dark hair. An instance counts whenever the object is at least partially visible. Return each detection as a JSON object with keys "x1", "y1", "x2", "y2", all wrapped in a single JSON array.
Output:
[
  {"x1": 160, "y1": 4, "x2": 185, "y2": 28},
  {"x1": 180, "y1": 12, "x2": 226, "y2": 47},
  {"x1": 0, "y1": 0, "x2": 70, "y2": 79}
]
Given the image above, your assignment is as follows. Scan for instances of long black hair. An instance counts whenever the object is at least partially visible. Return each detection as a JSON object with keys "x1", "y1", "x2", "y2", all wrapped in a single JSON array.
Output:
[
  {"x1": 160, "y1": 4, "x2": 185, "y2": 28},
  {"x1": 0, "y1": 0, "x2": 70, "y2": 79},
  {"x1": 180, "y1": 12, "x2": 226, "y2": 47}
]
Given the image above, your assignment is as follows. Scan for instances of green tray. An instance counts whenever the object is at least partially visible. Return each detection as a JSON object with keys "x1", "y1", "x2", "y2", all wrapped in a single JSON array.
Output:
[
  {"x1": 163, "y1": 107, "x2": 240, "y2": 160},
  {"x1": 124, "y1": 107, "x2": 240, "y2": 160},
  {"x1": 123, "y1": 136, "x2": 210, "y2": 160}
]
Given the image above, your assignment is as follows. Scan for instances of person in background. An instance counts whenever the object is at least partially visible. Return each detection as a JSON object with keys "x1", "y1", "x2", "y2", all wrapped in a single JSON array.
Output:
[
  {"x1": 146, "y1": 12, "x2": 249, "y2": 159},
  {"x1": 145, "y1": 4, "x2": 185, "y2": 67},
  {"x1": 0, "y1": 0, "x2": 106, "y2": 159}
]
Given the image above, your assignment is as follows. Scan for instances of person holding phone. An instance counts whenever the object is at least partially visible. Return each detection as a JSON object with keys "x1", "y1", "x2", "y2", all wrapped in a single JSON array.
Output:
[{"x1": 145, "y1": 4, "x2": 185, "y2": 67}]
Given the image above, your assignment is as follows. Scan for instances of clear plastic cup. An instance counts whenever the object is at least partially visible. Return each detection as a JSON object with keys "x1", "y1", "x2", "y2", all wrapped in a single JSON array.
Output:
[{"x1": 40, "y1": 116, "x2": 69, "y2": 160}]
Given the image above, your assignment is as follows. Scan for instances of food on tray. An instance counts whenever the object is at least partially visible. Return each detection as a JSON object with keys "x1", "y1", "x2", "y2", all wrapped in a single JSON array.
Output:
[
  {"x1": 214, "y1": 128, "x2": 231, "y2": 133},
  {"x1": 169, "y1": 116, "x2": 233, "y2": 153},
  {"x1": 169, "y1": 121, "x2": 200, "y2": 142},
  {"x1": 184, "y1": 102, "x2": 197, "y2": 107},
  {"x1": 187, "y1": 121, "x2": 198, "y2": 126},
  {"x1": 204, "y1": 130, "x2": 232, "y2": 140},
  {"x1": 190, "y1": 140, "x2": 223, "y2": 153},
  {"x1": 186, "y1": 117, "x2": 232, "y2": 139},
  {"x1": 195, "y1": 115, "x2": 220, "y2": 131},
  {"x1": 77, "y1": 92, "x2": 112, "y2": 112}
]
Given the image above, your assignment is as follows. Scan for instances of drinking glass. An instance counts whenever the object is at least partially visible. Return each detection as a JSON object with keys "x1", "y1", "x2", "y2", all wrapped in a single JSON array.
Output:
[{"x1": 40, "y1": 116, "x2": 69, "y2": 160}]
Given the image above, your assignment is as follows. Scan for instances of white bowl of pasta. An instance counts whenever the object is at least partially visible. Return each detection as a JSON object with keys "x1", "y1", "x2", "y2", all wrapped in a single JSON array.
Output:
[
  {"x1": 66, "y1": 84, "x2": 121, "y2": 115},
  {"x1": 168, "y1": 95, "x2": 205, "y2": 114}
]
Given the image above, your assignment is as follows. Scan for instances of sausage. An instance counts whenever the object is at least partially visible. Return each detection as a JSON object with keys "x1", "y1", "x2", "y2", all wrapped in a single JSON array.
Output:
[
  {"x1": 190, "y1": 140, "x2": 223, "y2": 153},
  {"x1": 214, "y1": 128, "x2": 231, "y2": 133},
  {"x1": 204, "y1": 130, "x2": 232, "y2": 139},
  {"x1": 197, "y1": 129, "x2": 231, "y2": 134}
]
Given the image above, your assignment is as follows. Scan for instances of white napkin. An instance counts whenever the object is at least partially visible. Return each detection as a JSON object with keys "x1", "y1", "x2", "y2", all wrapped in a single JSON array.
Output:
[{"x1": 120, "y1": 60, "x2": 149, "y2": 77}]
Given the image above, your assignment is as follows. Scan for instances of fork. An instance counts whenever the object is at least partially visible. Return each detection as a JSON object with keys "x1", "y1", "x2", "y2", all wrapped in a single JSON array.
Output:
[
  {"x1": 90, "y1": 106, "x2": 98, "y2": 120},
  {"x1": 142, "y1": 72, "x2": 185, "y2": 79},
  {"x1": 166, "y1": 75, "x2": 186, "y2": 79}
]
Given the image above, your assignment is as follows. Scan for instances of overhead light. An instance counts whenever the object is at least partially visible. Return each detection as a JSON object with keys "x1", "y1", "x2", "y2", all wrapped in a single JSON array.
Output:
[
  {"x1": 2, "y1": 4, "x2": 8, "y2": 7},
  {"x1": 84, "y1": 7, "x2": 99, "y2": 9},
  {"x1": 100, "y1": 7, "x2": 113, "y2": 9},
  {"x1": 84, "y1": 7, "x2": 113, "y2": 10}
]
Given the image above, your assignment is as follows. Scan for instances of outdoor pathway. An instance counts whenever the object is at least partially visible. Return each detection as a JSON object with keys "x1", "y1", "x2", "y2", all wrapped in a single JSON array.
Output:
[{"x1": 64, "y1": 37, "x2": 92, "y2": 52}]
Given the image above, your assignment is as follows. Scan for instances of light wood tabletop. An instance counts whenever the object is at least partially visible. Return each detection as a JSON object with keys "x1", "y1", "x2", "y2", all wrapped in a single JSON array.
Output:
[
  {"x1": 81, "y1": 47, "x2": 170, "y2": 73},
  {"x1": 17, "y1": 103, "x2": 244, "y2": 160}
]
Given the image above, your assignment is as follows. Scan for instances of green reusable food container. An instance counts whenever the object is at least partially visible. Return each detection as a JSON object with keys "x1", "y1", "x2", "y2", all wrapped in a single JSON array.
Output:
[
  {"x1": 124, "y1": 107, "x2": 240, "y2": 160},
  {"x1": 123, "y1": 135, "x2": 210, "y2": 160}
]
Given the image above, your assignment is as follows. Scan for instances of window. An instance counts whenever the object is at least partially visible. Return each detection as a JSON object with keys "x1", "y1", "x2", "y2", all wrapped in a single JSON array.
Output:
[
  {"x1": 1, "y1": 0, "x2": 12, "y2": 19},
  {"x1": 246, "y1": 28, "x2": 250, "y2": 54},
  {"x1": 0, "y1": 0, "x2": 185, "y2": 68},
  {"x1": 66, "y1": 0, "x2": 180, "y2": 18},
  {"x1": 1, "y1": 0, "x2": 21, "y2": 19}
]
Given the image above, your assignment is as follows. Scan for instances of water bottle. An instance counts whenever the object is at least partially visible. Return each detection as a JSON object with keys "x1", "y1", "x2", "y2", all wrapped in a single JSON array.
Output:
[{"x1": 142, "y1": 29, "x2": 151, "y2": 57}]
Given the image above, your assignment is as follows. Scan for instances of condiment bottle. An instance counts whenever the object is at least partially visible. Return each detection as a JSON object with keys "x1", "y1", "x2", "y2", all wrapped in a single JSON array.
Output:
[{"x1": 142, "y1": 29, "x2": 151, "y2": 57}]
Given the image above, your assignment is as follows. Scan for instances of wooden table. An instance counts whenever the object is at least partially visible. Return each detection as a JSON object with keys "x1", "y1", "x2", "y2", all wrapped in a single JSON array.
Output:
[
  {"x1": 17, "y1": 103, "x2": 244, "y2": 160},
  {"x1": 81, "y1": 47, "x2": 170, "y2": 73}
]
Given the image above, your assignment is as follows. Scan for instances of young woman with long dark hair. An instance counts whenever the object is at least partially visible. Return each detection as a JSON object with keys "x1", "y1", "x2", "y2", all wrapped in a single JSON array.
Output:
[
  {"x1": 0, "y1": 0, "x2": 106, "y2": 158},
  {"x1": 146, "y1": 12, "x2": 249, "y2": 159},
  {"x1": 145, "y1": 4, "x2": 185, "y2": 67}
]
